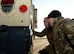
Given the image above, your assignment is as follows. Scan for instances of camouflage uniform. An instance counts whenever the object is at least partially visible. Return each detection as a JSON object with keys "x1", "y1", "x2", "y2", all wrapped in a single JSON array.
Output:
[
  {"x1": 53, "y1": 17, "x2": 73, "y2": 54},
  {"x1": 33, "y1": 17, "x2": 73, "y2": 54},
  {"x1": 33, "y1": 28, "x2": 56, "y2": 54},
  {"x1": 64, "y1": 19, "x2": 74, "y2": 52}
]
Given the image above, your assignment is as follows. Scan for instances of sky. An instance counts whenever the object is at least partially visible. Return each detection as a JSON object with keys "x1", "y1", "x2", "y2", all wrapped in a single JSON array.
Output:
[{"x1": 32, "y1": 0, "x2": 74, "y2": 31}]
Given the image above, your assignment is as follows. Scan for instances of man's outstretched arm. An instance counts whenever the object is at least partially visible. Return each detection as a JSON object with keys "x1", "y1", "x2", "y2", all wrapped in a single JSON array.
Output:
[{"x1": 33, "y1": 28, "x2": 47, "y2": 37}]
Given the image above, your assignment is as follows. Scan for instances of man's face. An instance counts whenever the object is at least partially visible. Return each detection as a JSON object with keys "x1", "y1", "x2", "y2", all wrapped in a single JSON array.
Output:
[
  {"x1": 48, "y1": 18, "x2": 55, "y2": 27},
  {"x1": 44, "y1": 18, "x2": 48, "y2": 28}
]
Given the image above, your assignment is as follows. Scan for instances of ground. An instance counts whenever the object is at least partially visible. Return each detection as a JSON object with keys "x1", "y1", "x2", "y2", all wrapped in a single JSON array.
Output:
[{"x1": 33, "y1": 37, "x2": 49, "y2": 54}]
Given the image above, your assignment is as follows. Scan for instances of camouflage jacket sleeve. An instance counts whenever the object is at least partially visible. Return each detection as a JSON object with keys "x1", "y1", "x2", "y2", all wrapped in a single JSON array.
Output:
[
  {"x1": 58, "y1": 18, "x2": 74, "y2": 39},
  {"x1": 59, "y1": 18, "x2": 74, "y2": 34},
  {"x1": 61, "y1": 19, "x2": 74, "y2": 54},
  {"x1": 62, "y1": 23, "x2": 73, "y2": 34},
  {"x1": 33, "y1": 28, "x2": 47, "y2": 37},
  {"x1": 53, "y1": 17, "x2": 74, "y2": 54}
]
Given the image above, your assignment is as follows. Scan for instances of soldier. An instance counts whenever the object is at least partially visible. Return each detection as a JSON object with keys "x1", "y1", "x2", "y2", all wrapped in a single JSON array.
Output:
[{"x1": 33, "y1": 10, "x2": 73, "y2": 54}]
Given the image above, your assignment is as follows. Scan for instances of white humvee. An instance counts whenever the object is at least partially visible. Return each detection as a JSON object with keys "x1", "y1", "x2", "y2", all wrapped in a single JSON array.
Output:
[
  {"x1": 0, "y1": 0, "x2": 33, "y2": 26},
  {"x1": 0, "y1": 0, "x2": 33, "y2": 54}
]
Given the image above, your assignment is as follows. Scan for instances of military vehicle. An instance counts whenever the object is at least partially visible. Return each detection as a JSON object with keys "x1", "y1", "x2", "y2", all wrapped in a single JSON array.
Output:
[{"x1": 0, "y1": 0, "x2": 34, "y2": 54}]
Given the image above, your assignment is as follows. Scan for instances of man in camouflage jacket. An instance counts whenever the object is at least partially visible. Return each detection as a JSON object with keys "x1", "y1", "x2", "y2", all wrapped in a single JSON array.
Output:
[{"x1": 33, "y1": 10, "x2": 73, "y2": 54}]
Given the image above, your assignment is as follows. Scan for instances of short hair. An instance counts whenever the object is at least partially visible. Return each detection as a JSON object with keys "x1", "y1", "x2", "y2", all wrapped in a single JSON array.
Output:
[{"x1": 47, "y1": 10, "x2": 61, "y2": 18}]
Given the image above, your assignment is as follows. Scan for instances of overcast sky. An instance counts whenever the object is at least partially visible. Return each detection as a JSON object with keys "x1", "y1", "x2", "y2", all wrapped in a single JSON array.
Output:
[{"x1": 33, "y1": 0, "x2": 74, "y2": 31}]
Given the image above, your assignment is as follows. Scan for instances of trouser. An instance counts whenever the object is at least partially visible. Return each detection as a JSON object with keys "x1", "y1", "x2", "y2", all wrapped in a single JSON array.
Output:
[{"x1": 38, "y1": 45, "x2": 55, "y2": 54}]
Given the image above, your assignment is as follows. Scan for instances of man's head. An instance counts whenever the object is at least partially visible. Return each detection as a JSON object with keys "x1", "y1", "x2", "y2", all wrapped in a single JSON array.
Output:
[{"x1": 47, "y1": 10, "x2": 62, "y2": 27}]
